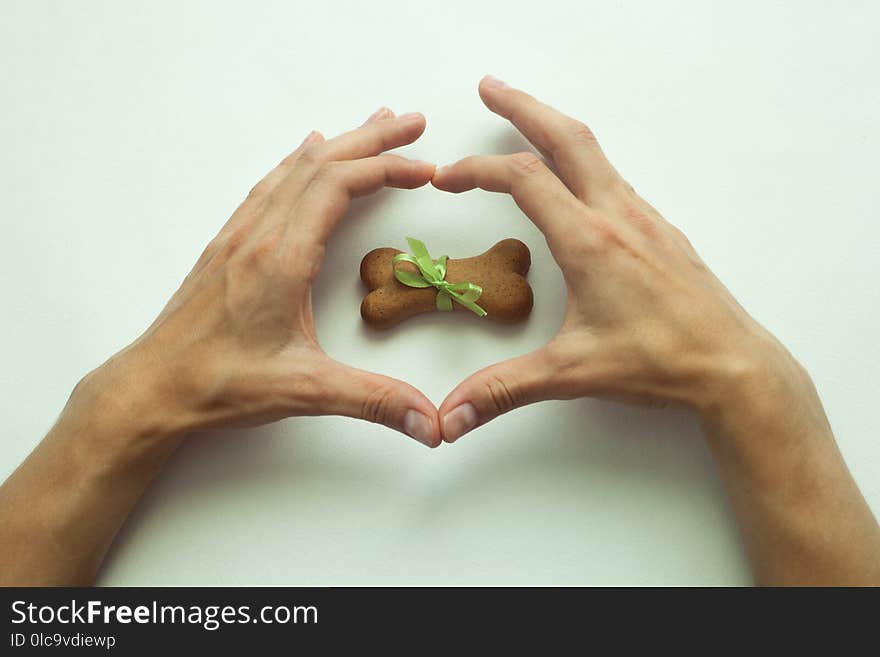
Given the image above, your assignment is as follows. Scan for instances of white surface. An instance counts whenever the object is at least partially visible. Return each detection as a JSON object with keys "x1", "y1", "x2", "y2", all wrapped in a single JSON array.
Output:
[{"x1": 1, "y1": 0, "x2": 878, "y2": 585}]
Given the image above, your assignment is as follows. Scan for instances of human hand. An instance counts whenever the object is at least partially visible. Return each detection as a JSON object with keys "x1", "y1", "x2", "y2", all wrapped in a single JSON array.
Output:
[
  {"x1": 432, "y1": 76, "x2": 802, "y2": 442},
  {"x1": 81, "y1": 108, "x2": 442, "y2": 447}
]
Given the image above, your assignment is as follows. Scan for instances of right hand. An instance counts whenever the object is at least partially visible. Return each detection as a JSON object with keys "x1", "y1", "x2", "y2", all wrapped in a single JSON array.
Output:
[{"x1": 433, "y1": 76, "x2": 805, "y2": 442}]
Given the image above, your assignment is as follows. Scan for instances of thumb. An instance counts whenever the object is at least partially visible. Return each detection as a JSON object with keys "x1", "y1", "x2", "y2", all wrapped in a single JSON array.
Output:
[
  {"x1": 319, "y1": 360, "x2": 441, "y2": 448},
  {"x1": 438, "y1": 347, "x2": 561, "y2": 443}
]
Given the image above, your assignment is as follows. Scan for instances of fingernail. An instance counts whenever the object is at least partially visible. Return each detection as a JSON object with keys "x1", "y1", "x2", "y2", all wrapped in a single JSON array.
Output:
[
  {"x1": 403, "y1": 410, "x2": 435, "y2": 447},
  {"x1": 442, "y1": 403, "x2": 478, "y2": 443},
  {"x1": 398, "y1": 112, "x2": 422, "y2": 121},
  {"x1": 365, "y1": 107, "x2": 391, "y2": 124},
  {"x1": 483, "y1": 75, "x2": 508, "y2": 89}
]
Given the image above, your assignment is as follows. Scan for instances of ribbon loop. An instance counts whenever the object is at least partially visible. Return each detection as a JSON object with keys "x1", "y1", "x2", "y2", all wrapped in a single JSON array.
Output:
[{"x1": 392, "y1": 237, "x2": 487, "y2": 317}]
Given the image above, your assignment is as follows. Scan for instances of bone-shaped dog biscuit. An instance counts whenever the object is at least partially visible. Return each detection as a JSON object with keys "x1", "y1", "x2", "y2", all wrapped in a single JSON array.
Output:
[{"x1": 360, "y1": 239, "x2": 533, "y2": 329}]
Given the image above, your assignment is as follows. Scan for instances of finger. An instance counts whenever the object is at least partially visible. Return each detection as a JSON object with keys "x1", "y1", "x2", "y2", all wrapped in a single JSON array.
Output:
[
  {"x1": 325, "y1": 154, "x2": 436, "y2": 198},
  {"x1": 431, "y1": 152, "x2": 584, "y2": 246},
  {"x1": 478, "y1": 75, "x2": 618, "y2": 203},
  {"x1": 362, "y1": 106, "x2": 395, "y2": 125},
  {"x1": 319, "y1": 361, "x2": 441, "y2": 448},
  {"x1": 250, "y1": 130, "x2": 326, "y2": 199},
  {"x1": 194, "y1": 130, "x2": 326, "y2": 272},
  {"x1": 234, "y1": 130, "x2": 326, "y2": 218},
  {"x1": 296, "y1": 155, "x2": 435, "y2": 242},
  {"x1": 272, "y1": 112, "x2": 427, "y2": 206},
  {"x1": 438, "y1": 347, "x2": 563, "y2": 443},
  {"x1": 309, "y1": 111, "x2": 427, "y2": 163}
]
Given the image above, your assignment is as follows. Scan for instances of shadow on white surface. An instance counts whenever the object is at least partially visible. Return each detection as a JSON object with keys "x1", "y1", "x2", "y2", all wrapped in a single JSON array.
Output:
[{"x1": 99, "y1": 396, "x2": 748, "y2": 585}]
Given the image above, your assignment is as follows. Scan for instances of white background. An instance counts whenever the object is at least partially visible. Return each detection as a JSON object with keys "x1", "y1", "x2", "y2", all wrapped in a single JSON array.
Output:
[{"x1": 1, "y1": 1, "x2": 878, "y2": 585}]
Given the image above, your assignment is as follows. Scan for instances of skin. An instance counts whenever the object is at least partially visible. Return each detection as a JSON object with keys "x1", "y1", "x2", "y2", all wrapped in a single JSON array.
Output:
[
  {"x1": 433, "y1": 76, "x2": 880, "y2": 585},
  {"x1": 1, "y1": 79, "x2": 879, "y2": 586},
  {"x1": 0, "y1": 107, "x2": 442, "y2": 585}
]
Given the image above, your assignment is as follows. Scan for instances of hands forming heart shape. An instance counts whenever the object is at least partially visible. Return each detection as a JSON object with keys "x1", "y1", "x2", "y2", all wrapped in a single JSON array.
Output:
[
  {"x1": 93, "y1": 76, "x2": 784, "y2": 449},
  {"x1": 8, "y1": 72, "x2": 879, "y2": 590}
]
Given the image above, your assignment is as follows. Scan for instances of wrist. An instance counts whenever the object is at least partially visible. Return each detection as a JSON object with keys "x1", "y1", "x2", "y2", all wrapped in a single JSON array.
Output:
[
  {"x1": 691, "y1": 331, "x2": 825, "y2": 437},
  {"x1": 66, "y1": 346, "x2": 188, "y2": 448},
  {"x1": 691, "y1": 330, "x2": 834, "y2": 461},
  {"x1": 39, "y1": 353, "x2": 187, "y2": 502}
]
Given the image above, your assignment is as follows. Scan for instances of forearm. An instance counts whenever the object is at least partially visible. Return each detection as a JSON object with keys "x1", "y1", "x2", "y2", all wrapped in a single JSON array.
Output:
[
  {"x1": 698, "y1": 343, "x2": 880, "y2": 585},
  {"x1": 0, "y1": 357, "x2": 183, "y2": 585}
]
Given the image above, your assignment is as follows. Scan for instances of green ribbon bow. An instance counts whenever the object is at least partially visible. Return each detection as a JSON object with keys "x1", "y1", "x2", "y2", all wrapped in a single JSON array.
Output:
[{"x1": 392, "y1": 237, "x2": 487, "y2": 317}]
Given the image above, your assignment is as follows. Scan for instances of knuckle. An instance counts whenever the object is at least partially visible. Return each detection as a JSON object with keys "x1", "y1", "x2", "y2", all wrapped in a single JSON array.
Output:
[
  {"x1": 667, "y1": 224, "x2": 704, "y2": 266},
  {"x1": 280, "y1": 241, "x2": 324, "y2": 283},
  {"x1": 360, "y1": 384, "x2": 396, "y2": 426},
  {"x1": 568, "y1": 119, "x2": 598, "y2": 145},
  {"x1": 558, "y1": 238, "x2": 593, "y2": 271},
  {"x1": 246, "y1": 180, "x2": 271, "y2": 201},
  {"x1": 373, "y1": 126, "x2": 394, "y2": 153},
  {"x1": 609, "y1": 176, "x2": 637, "y2": 201},
  {"x1": 550, "y1": 210, "x2": 597, "y2": 262},
  {"x1": 622, "y1": 202, "x2": 659, "y2": 237},
  {"x1": 218, "y1": 226, "x2": 249, "y2": 259},
  {"x1": 279, "y1": 149, "x2": 301, "y2": 166},
  {"x1": 669, "y1": 223, "x2": 693, "y2": 247},
  {"x1": 585, "y1": 215, "x2": 625, "y2": 253},
  {"x1": 241, "y1": 228, "x2": 283, "y2": 270},
  {"x1": 483, "y1": 374, "x2": 518, "y2": 415},
  {"x1": 197, "y1": 235, "x2": 223, "y2": 265},
  {"x1": 509, "y1": 151, "x2": 544, "y2": 176},
  {"x1": 298, "y1": 144, "x2": 324, "y2": 168},
  {"x1": 312, "y1": 161, "x2": 344, "y2": 186}
]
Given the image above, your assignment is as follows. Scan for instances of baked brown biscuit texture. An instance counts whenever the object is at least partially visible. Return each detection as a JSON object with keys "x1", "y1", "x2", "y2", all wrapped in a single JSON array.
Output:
[{"x1": 360, "y1": 238, "x2": 533, "y2": 329}]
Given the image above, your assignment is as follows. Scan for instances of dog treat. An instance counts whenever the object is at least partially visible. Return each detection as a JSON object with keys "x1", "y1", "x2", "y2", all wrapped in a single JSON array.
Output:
[{"x1": 360, "y1": 238, "x2": 533, "y2": 329}]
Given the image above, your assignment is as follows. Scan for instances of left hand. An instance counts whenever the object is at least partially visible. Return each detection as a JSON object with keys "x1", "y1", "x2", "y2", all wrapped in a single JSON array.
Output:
[{"x1": 79, "y1": 108, "x2": 441, "y2": 447}]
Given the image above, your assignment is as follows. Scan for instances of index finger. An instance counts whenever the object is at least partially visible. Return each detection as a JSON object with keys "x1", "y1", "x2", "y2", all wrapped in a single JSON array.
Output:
[
  {"x1": 478, "y1": 76, "x2": 618, "y2": 203},
  {"x1": 431, "y1": 152, "x2": 585, "y2": 247},
  {"x1": 295, "y1": 154, "x2": 436, "y2": 244}
]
